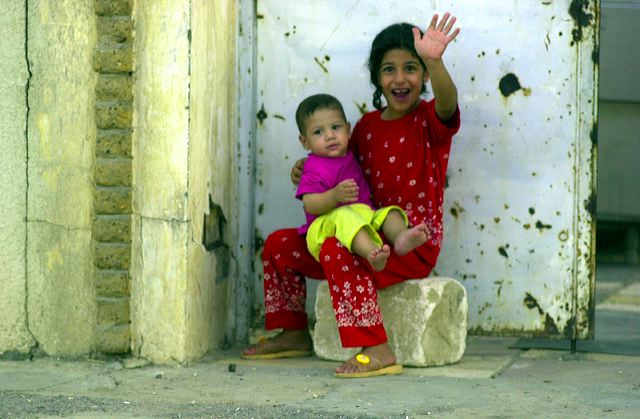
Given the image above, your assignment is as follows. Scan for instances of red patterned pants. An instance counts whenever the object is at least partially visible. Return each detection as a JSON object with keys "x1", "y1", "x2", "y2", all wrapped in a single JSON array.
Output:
[{"x1": 262, "y1": 228, "x2": 436, "y2": 347}]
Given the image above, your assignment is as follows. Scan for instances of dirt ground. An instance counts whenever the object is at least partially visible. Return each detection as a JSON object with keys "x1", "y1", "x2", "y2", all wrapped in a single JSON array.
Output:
[{"x1": 1, "y1": 339, "x2": 639, "y2": 418}]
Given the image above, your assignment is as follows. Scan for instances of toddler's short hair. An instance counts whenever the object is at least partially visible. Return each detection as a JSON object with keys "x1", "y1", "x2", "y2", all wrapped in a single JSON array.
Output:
[{"x1": 295, "y1": 94, "x2": 347, "y2": 134}]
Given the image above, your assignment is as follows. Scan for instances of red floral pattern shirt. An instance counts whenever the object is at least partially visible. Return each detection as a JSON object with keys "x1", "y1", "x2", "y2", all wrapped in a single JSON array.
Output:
[{"x1": 350, "y1": 99, "x2": 460, "y2": 263}]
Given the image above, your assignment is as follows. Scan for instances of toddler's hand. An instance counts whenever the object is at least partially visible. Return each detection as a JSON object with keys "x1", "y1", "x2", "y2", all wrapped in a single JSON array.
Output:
[
  {"x1": 413, "y1": 12, "x2": 460, "y2": 62},
  {"x1": 332, "y1": 179, "x2": 359, "y2": 204}
]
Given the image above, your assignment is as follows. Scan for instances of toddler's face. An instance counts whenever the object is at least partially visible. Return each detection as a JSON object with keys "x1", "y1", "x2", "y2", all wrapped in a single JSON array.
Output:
[{"x1": 299, "y1": 108, "x2": 351, "y2": 158}]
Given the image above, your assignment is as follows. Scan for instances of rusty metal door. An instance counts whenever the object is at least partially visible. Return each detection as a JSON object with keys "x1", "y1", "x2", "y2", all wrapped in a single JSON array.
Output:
[{"x1": 244, "y1": 0, "x2": 598, "y2": 339}]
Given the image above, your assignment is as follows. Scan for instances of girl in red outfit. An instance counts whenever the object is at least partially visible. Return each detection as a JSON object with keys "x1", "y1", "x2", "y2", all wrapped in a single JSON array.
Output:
[{"x1": 243, "y1": 12, "x2": 461, "y2": 378}]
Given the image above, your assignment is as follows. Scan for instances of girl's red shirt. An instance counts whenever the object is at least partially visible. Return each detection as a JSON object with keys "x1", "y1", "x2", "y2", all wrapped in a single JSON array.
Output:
[{"x1": 350, "y1": 99, "x2": 460, "y2": 265}]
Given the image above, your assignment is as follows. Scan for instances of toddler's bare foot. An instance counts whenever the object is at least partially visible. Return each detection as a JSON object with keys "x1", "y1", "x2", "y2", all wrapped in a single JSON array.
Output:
[
  {"x1": 394, "y1": 223, "x2": 428, "y2": 256},
  {"x1": 367, "y1": 245, "x2": 390, "y2": 272}
]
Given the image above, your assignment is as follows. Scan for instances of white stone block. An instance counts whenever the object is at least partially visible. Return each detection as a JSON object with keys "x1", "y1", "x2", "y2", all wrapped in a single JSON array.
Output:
[{"x1": 312, "y1": 278, "x2": 468, "y2": 367}]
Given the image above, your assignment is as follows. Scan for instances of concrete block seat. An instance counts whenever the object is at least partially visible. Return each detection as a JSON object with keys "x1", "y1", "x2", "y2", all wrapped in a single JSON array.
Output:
[{"x1": 312, "y1": 277, "x2": 468, "y2": 367}]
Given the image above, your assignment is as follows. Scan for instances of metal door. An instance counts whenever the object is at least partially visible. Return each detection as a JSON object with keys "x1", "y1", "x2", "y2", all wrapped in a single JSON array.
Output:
[{"x1": 242, "y1": 0, "x2": 598, "y2": 339}]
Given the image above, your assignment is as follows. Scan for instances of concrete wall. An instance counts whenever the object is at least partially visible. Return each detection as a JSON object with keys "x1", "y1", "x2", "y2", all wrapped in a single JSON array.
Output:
[
  {"x1": 26, "y1": 0, "x2": 98, "y2": 356},
  {"x1": 0, "y1": 1, "x2": 35, "y2": 356},
  {"x1": 131, "y1": 0, "x2": 235, "y2": 364}
]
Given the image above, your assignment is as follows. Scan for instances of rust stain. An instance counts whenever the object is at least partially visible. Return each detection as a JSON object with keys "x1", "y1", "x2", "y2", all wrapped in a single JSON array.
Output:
[
  {"x1": 535, "y1": 220, "x2": 552, "y2": 231},
  {"x1": 524, "y1": 292, "x2": 543, "y2": 315},
  {"x1": 568, "y1": 0, "x2": 594, "y2": 44},
  {"x1": 563, "y1": 316, "x2": 577, "y2": 339},
  {"x1": 450, "y1": 201, "x2": 465, "y2": 219},
  {"x1": 558, "y1": 229, "x2": 569, "y2": 242},
  {"x1": 254, "y1": 229, "x2": 264, "y2": 254},
  {"x1": 477, "y1": 301, "x2": 492, "y2": 315},
  {"x1": 544, "y1": 314, "x2": 559, "y2": 334},
  {"x1": 313, "y1": 56, "x2": 329, "y2": 73},
  {"x1": 583, "y1": 193, "x2": 596, "y2": 218},
  {"x1": 499, "y1": 73, "x2": 533, "y2": 99},
  {"x1": 354, "y1": 101, "x2": 368, "y2": 116},
  {"x1": 284, "y1": 25, "x2": 297, "y2": 37},
  {"x1": 499, "y1": 73, "x2": 521, "y2": 97},
  {"x1": 256, "y1": 104, "x2": 268, "y2": 125},
  {"x1": 544, "y1": 32, "x2": 551, "y2": 51},
  {"x1": 498, "y1": 73, "x2": 522, "y2": 97},
  {"x1": 498, "y1": 246, "x2": 509, "y2": 258},
  {"x1": 590, "y1": 121, "x2": 598, "y2": 146}
]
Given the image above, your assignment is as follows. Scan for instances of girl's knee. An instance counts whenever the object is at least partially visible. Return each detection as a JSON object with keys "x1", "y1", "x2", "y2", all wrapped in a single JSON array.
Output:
[
  {"x1": 263, "y1": 228, "x2": 298, "y2": 256},
  {"x1": 319, "y1": 237, "x2": 341, "y2": 256}
]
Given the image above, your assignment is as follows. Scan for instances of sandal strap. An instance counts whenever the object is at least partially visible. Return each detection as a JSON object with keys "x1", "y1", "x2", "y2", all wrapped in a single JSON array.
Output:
[{"x1": 354, "y1": 353, "x2": 382, "y2": 371}]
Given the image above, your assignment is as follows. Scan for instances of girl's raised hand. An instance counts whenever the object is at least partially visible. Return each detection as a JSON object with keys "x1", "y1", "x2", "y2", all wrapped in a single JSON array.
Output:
[{"x1": 413, "y1": 12, "x2": 460, "y2": 62}]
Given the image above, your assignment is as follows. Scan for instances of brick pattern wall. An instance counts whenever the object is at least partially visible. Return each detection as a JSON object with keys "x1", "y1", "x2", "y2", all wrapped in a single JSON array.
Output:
[{"x1": 92, "y1": 0, "x2": 134, "y2": 354}]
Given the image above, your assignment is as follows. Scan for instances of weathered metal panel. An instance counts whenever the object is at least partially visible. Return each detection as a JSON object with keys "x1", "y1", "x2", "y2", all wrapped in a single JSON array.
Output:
[
  {"x1": 250, "y1": 0, "x2": 598, "y2": 337},
  {"x1": 235, "y1": 0, "x2": 259, "y2": 341}
]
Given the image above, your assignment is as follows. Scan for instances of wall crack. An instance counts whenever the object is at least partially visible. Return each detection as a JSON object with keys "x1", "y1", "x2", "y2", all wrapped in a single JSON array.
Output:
[{"x1": 23, "y1": 0, "x2": 37, "y2": 348}]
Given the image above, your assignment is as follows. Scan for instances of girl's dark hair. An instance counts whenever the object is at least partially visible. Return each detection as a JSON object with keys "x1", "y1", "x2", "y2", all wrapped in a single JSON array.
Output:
[{"x1": 368, "y1": 23, "x2": 427, "y2": 110}]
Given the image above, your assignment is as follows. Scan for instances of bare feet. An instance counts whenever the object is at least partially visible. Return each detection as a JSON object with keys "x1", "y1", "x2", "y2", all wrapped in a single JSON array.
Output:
[
  {"x1": 367, "y1": 244, "x2": 391, "y2": 272},
  {"x1": 335, "y1": 342, "x2": 398, "y2": 375},
  {"x1": 242, "y1": 329, "x2": 312, "y2": 358},
  {"x1": 394, "y1": 223, "x2": 428, "y2": 256}
]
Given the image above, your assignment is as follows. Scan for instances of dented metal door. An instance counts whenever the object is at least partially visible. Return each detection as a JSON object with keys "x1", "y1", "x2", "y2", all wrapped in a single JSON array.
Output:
[{"x1": 248, "y1": 0, "x2": 598, "y2": 338}]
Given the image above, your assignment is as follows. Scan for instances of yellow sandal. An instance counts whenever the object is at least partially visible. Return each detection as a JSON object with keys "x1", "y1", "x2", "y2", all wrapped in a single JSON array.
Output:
[{"x1": 334, "y1": 353, "x2": 403, "y2": 378}]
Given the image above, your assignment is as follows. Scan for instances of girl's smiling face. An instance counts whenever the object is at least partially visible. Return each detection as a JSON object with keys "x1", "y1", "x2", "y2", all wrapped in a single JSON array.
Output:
[{"x1": 378, "y1": 48, "x2": 428, "y2": 120}]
